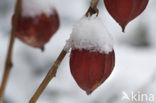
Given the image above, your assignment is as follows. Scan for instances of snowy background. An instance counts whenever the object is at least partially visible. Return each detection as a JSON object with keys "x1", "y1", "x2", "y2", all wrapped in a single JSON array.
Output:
[{"x1": 0, "y1": 0, "x2": 156, "y2": 103}]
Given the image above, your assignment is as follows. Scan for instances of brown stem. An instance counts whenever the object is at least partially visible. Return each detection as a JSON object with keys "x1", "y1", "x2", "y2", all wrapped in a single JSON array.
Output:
[
  {"x1": 0, "y1": 0, "x2": 22, "y2": 102},
  {"x1": 86, "y1": 0, "x2": 99, "y2": 17},
  {"x1": 29, "y1": 49, "x2": 68, "y2": 103},
  {"x1": 29, "y1": 0, "x2": 100, "y2": 103}
]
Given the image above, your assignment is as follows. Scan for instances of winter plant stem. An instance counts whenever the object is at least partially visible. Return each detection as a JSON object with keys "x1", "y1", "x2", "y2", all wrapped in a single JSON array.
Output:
[
  {"x1": 29, "y1": 48, "x2": 68, "y2": 103},
  {"x1": 29, "y1": 0, "x2": 99, "y2": 103},
  {"x1": 86, "y1": 0, "x2": 99, "y2": 16},
  {"x1": 0, "y1": 0, "x2": 22, "y2": 102},
  {"x1": 91, "y1": 0, "x2": 99, "y2": 8}
]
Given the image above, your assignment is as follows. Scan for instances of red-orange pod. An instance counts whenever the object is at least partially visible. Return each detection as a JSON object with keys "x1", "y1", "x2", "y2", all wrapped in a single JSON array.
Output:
[
  {"x1": 70, "y1": 49, "x2": 115, "y2": 94},
  {"x1": 13, "y1": 9, "x2": 59, "y2": 50},
  {"x1": 104, "y1": 0, "x2": 149, "y2": 32}
]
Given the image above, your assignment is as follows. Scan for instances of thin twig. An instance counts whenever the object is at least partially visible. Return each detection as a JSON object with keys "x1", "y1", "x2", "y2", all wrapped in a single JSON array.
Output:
[
  {"x1": 0, "y1": 0, "x2": 22, "y2": 102},
  {"x1": 29, "y1": 49, "x2": 68, "y2": 103},
  {"x1": 86, "y1": 0, "x2": 99, "y2": 17},
  {"x1": 29, "y1": 0, "x2": 100, "y2": 102}
]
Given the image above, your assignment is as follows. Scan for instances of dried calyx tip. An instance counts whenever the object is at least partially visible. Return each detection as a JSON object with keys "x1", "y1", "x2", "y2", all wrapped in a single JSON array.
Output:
[
  {"x1": 40, "y1": 46, "x2": 45, "y2": 52},
  {"x1": 122, "y1": 28, "x2": 125, "y2": 33},
  {"x1": 121, "y1": 25, "x2": 126, "y2": 33},
  {"x1": 86, "y1": 91, "x2": 92, "y2": 95}
]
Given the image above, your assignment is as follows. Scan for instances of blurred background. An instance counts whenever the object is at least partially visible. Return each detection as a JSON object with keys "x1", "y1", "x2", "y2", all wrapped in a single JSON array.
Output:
[{"x1": 0, "y1": 0, "x2": 156, "y2": 103}]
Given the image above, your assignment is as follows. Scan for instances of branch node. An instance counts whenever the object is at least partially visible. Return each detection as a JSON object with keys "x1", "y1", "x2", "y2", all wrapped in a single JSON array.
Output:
[
  {"x1": 7, "y1": 62, "x2": 13, "y2": 69},
  {"x1": 0, "y1": 0, "x2": 22, "y2": 102},
  {"x1": 86, "y1": 7, "x2": 99, "y2": 17},
  {"x1": 85, "y1": 0, "x2": 99, "y2": 17}
]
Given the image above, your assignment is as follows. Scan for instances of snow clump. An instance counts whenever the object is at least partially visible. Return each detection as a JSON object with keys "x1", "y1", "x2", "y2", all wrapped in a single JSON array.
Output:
[{"x1": 65, "y1": 16, "x2": 114, "y2": 54}]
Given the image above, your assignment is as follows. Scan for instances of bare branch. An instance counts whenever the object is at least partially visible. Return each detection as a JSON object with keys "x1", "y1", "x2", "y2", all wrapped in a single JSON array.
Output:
[
  {"x1": 29, "y1": 49, "x2": 68, "y2": 103},
  {"x1": 0, "y1": 0, "x2": 22, "y2": 102}
]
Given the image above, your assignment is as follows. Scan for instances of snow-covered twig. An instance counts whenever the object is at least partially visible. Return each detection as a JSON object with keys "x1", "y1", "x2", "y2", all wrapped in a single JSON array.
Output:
[{"x1": 0, "y1": 0, "x2": 22, "y2": 102}]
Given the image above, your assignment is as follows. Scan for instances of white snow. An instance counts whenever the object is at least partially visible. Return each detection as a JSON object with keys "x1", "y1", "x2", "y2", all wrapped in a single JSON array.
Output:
[
  {"x1": 65, "y1": 16, "x2": 113, "y2": 54},
  {"x1": 1, "y1": 0, "x2": 156, "y2": 103},
  {"x1": 22, "y1": 0, "x2": 55, "y2": 17}
]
